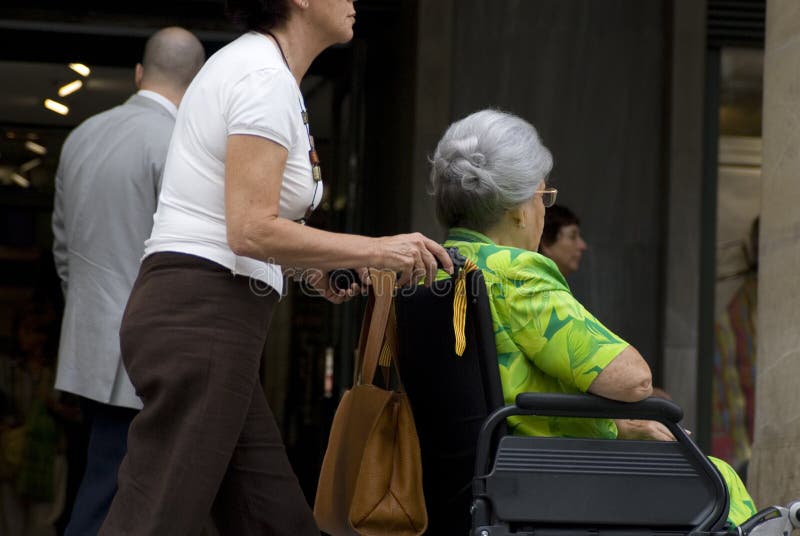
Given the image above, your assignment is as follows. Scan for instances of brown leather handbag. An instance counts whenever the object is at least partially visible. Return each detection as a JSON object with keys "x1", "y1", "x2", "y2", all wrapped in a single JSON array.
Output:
[{"x1": 314, "y1": 269, "x2": 428, "y2": 536}]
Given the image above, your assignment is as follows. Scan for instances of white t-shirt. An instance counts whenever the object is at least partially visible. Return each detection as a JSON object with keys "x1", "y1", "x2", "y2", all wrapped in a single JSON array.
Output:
[{"x1": 144, "y1": 32, "x2": 323, "y2": 294}]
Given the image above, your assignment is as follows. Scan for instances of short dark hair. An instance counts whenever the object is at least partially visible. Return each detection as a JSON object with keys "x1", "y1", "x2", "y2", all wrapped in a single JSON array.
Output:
[
  {"x1": 539, "y1": 204, "x2": 580, "y2": 249},
  {"x1": 225, "y1": 0, "x2": 290, "y2": 32}
]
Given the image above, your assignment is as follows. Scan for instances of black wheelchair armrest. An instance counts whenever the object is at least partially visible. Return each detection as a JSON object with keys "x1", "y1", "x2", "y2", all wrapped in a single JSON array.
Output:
[
  {"x1": 515, "y1": 392, "x2": 684, "y2": 423},
  {"x1": 473, "y1": 393, "x2": 729, "y2": 534},
  {"x1": 476, "y1": 393, "x2": 690, "y2": 478}
]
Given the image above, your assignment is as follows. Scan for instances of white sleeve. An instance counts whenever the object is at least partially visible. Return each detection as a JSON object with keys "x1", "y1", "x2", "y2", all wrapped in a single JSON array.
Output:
[{"x1": 225, "y1": 68, "x2": 299, "y2": 150}]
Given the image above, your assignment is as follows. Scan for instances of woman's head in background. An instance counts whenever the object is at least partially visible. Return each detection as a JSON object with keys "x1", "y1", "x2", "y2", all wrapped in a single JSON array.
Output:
[{"x1": 538, "y1": 204, "x2": 587, "y2": 276}]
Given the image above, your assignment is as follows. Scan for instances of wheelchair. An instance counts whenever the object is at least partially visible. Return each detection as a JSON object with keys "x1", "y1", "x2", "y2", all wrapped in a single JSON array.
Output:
[{"x1": 393, "y1": 252, "x2": 800, "y2": 536}]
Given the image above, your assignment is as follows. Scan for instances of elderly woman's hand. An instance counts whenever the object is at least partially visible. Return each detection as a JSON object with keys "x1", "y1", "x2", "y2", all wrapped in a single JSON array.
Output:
[
  {"x1": 615, "y1": 419, "x2": 676, "y2": 441},
  {"x1": 374, "y1": 233, "x2": 454, "y2": 287}
]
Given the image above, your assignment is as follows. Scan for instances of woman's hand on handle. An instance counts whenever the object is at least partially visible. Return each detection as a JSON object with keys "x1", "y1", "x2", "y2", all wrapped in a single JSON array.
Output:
[{"x1": 374, "y1": 232, "x2": 454, "y2": 287}]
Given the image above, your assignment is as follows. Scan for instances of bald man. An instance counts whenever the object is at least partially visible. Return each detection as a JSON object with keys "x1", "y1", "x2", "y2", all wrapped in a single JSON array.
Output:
[{"x1": 52, "y1": 27, "x2": 205, "y2": 535}]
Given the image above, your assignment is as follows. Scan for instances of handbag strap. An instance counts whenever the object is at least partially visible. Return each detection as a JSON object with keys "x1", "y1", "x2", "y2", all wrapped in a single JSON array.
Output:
[
  {"x1": 357, "y1": 268, "x2": 397, "y2": 385},
  {"x1": 378, "y1": 304, "x2": 397, "y2": 370},
  {"x1": 353, "y1": 286, "x2": 375, "y2": 385}
]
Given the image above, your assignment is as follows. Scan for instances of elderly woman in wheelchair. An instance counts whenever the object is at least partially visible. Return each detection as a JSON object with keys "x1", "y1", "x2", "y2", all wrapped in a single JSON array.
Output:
[{"x1": 417, "y1": 108, "x2": 769, "y2": 533}]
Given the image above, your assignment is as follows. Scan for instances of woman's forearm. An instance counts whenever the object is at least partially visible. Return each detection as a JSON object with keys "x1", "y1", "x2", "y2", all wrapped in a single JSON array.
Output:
[
  {"x1": 230, "y1": 216, "x2": 451, "y2": 287},
  {"x1": 229, "y1": 215, "x2": 380, "y2": 271}
]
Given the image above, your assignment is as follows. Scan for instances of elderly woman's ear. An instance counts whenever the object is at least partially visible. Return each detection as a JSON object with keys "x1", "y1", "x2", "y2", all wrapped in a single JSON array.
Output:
[
  {"x1": 587, "y1": 346, "x2": 653, "y2": 403},
  {"x1": 508, "y1": 206, "x2": 527, "y2": 229}
]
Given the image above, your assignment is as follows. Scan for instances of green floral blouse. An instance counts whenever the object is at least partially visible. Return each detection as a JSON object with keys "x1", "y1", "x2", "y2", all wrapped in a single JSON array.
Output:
[{"x1": 443, "y1": 227, "x2": 629, "y2": 439}]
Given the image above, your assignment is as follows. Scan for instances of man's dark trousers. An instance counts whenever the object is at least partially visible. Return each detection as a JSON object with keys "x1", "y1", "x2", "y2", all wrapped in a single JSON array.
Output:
[{"x1": 65, "y1": 398, "x2": 138, "y2": 536}]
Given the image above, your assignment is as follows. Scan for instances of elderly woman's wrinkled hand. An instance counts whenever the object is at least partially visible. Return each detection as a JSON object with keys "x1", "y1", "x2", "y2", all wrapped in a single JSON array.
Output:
[
  {"x1": 375, "y1": 233, "x2": 454, "y2": 287},
  {"x1": 614, "y1": 419, "x2": 676, "y2": 441}
]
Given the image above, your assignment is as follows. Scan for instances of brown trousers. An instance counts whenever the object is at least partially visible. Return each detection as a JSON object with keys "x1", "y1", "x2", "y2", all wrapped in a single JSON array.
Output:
[{"x1": 99, "y1": 252, "x2": 319, "y2": 536}]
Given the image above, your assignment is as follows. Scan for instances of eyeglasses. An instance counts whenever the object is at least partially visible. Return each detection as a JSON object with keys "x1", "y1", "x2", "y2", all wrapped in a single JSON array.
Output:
[{"x1": 535, "y1": 187, "x2": 558, "y2": 208}]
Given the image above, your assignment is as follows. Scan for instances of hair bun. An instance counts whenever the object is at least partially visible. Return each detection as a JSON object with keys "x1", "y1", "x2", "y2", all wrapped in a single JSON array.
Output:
[
  {"x1": 453, "y1": 155, "x2": 491, "y2": 192},
  {"x1": 432, "y1": 137, "x2": 490, "y2": 189},
  {"x1": 469, "y1": 152, "x2": 486, "y2": 168},
  {"x1": 460, "y1": 172, "x2": 482, "y2": 191}
]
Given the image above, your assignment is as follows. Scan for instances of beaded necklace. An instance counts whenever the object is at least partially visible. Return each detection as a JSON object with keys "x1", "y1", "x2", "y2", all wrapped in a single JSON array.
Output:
[{"x1": 266, "y1": 31, "x2": 322, "y2": 224}]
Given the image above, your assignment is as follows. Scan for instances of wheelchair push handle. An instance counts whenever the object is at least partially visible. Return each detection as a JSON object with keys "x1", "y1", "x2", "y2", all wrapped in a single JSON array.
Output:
[
  {"x1": 327, "y1": 246, "x2": 467, "y2": 292},
  {"x1": 515, "y1": 392, "x2": 684, "y2": 423}
]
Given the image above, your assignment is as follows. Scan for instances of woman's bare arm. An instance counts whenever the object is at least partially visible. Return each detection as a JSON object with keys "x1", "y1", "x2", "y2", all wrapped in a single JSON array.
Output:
[
  {"x1": 224, "y1": 134, "x2": 453, "y2": 285},
  {"x1": 587, "y1": 345, "x2": 653, "y2": 403},
  {"x1": 587, "y1": 346, "x2": 677, "y2": 441}
]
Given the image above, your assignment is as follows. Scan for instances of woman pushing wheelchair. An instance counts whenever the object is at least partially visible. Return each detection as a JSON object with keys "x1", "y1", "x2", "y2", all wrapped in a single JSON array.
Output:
[{"x1": 427, "y1": 108, "x2": 756, "y2": 527}]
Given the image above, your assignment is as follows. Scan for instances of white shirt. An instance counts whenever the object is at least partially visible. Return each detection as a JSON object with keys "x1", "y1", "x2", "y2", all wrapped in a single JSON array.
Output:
[
  {"x1": 144, "y1": 32, "x2": 323, "y2": 294},
  {"x1": 137, "y1": 89, "x2": 178, "y2": 118}
]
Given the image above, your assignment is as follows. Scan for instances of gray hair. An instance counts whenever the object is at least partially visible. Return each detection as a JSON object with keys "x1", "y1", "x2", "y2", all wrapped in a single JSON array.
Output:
[{"x1": 430, "y1": 109, "x2": 553, "y2": 231}]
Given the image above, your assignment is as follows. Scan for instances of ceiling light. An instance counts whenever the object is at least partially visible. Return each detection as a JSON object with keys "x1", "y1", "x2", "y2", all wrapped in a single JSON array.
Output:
[
  {"x1": 58, "y1": 80, "x2": 83, "y2": 97},
  {"x1": 20, "y1": 158, "x2": 42, "y2": 173},
  {"x1": 69, "y1": 63, "x2": 91, "y2": 77},
  {"x1": 44, "y1": 99, "x2": 69, "y2": 116},
  {"x1": 11, "y1": 173, "x2": 31, "y2": 188},
  {"x1": 24, "y1": 141, "x2": 47, "y2": 155}
]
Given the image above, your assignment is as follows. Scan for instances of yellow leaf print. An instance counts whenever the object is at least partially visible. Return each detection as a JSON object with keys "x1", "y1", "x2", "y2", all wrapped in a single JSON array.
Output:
[
  {"x1": 485, "y1": 249, "x2": 512, "y2": 274},
  {"x1": 514, "y1": 327, "x2": 547, "y2": 357}
]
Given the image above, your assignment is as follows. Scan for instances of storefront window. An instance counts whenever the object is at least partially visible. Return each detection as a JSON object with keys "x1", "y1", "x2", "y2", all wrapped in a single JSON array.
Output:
[{"x1": 710, "y1": 47, "x2": 763, "y2": 477}]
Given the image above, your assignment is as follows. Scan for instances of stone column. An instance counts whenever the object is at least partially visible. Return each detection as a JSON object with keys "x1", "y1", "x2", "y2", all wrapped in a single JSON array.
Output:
[{"x1": 748, "y1": 0, "x2": 800, "y2": 506}]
